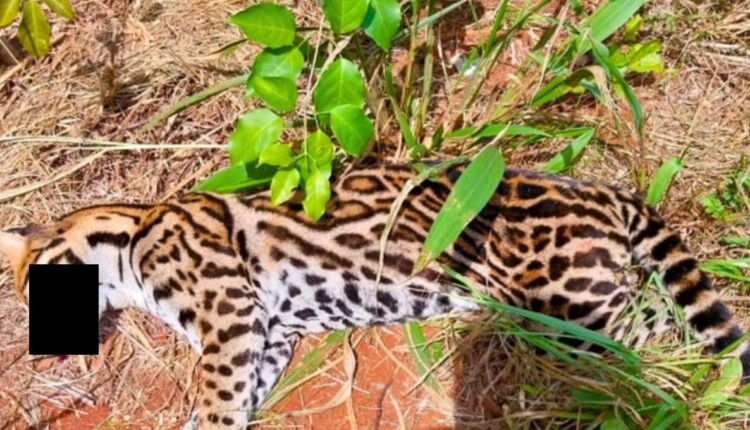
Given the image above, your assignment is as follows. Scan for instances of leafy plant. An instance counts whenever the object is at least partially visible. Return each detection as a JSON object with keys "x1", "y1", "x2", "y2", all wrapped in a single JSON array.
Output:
[
  {"x1": 194, "y1": 1, "x2": 391, "y2": 220},
  {"x1": 701, "y1": 162, "x2": 750, "y2": 221},
  {"x1": 0, "y1": 0, "x2": 74, "y2": 58}
]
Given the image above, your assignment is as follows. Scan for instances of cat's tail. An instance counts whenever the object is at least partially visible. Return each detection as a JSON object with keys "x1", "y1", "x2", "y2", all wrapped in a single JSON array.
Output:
[{"x1": 624, "y1": 197, "x2": 750, "y2": 382}]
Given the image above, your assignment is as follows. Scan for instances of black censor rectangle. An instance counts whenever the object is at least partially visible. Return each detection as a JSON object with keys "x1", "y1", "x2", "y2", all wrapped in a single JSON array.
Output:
[{"x1": 29, "y1": 264, "x2": 99, "y2": 355}]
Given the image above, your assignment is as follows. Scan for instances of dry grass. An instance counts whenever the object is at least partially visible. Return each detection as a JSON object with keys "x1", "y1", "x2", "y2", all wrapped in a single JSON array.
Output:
[{"x1": 0, "y1": 0, "x2": 749, "y2": 429}]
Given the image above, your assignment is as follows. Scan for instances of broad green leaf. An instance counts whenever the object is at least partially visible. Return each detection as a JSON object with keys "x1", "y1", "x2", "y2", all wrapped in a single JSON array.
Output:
[
  {"x1": 590, "y1": 37, "x2": 644, "y2": 136},
  {"x1": 0, "y1": 0, "x2": 20, "y2": 27},
  {"x1": 303, "y1": 131, "x2": 334, "y2": 178},
  {"x1": 227, "y1": 109, "x2": 284, "y2": 165},
  {"x1": 701, "y1": 357, "x2": 742, "y2": 407},
  {"x1": 43, "y1": 0, "x2": 73, "y2": 20},
  {"x1": 646, "y1": 157, "x2": 682, "y2": 206},
  {"x1": 17, "y1": 0, "x2": 49, "y2": 58},
  {"x1": 330, "y1": 105, "x2": 373, "y2": 156},
  {"x1": 313, "y1": 58, "x2": 365, "y2": 114},
  {"x1": 250, "y1": 76, "x2": 298, "y2": 112},
  {"x1": 362, "y1": 0, "x2": 400, "y2": 50},
  {"x1": 194, "y1": 163, "x2": 276, "y2": 193},
  {"x1": 270, "y1": 167, "x2": 300, "y2": 206},
  {"x1": 585, "y1": 0, "x2": 646, "y2": 52},
  {"x1": 415, "y1": 146, "x2": 505, "y2": 272},
  {"x1": 541, "y1": 128, "x2": 594, "y2": 173},
  {"x1": 259, "y1": 143, "x2": 295, "y2": 167},
  {"x1": 251, "y1": 46, "x2": 304, "y2": 80},
  {"x1": 322, "y1": 0, "x2": 368, "y2": 34},
  {"x1": 229, "y1": 3, "x2": 295, "y2": 48},
  {"x1": 303, "y1": 169, "x2": 331, "y2": 221}
]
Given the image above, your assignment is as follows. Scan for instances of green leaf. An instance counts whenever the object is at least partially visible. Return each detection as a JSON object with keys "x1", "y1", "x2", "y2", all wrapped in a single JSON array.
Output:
[
  {"x1": 415, "y1": 146, "x2": 505, "y2": 272},
  {"x1": 303, "y1": 131, "x2": 334, "y2": 178},
  {"x1": 624, "y1": 15, "x2": 643, "y2": 42},
  {"x1": 270, "y1": 167, "x2": 300, "y2": 206},
  {"x1": 601, "y1": 413, "x2": 629, "y2": 430},
  {"x1": 550, "y1": 0, "x2": 646, "y2": 70},
  {"x1": 628, "y1": 52, "x2": 664, "y2": 73},
  {"x1": 303, "y1": 169, "x2": 331, "y2": 221},
  {"x1": 445, "y1": 123, "x2": 551, "y2": 140},
  {"x1": 700, "y1": 258, "x2": 750, "y2": 283},
  {"x1": 259, "y1": 143, "x2": 295, "y2": 167},
  {"x1": 646, "y1": 157, "x2": 682, "y2": 206},
  {"x1": 250, "y1": 76, "x2": 298, "y2": 112},
  {"x1": 43, "y1": 0, "x2": 73, "y2": 20},
  {"x1": 229, "y1": 3, "x2": 295, "y2": 48},
  {"x1": 267, "y1": 331, "x2": 345, "y2": 405},
  {"x1": 701, "y1": 357, "x2": 742, "y2": 407},
  {"x1": 17, "y1": 0, "x2": 49, "y2": 58},
  {"x1": 585, "y1": 0, "x2": 646, "y2": 52},
  {"x1": 322, "y1": 0, "x2": 368, "y2": 34},
  {"x1": 313, "y1": 58, "x2": 366, "y2": 114},
  {"x1": 193, "y1": 163, "x2": 276, "y2": 193},
  {"x1": 362, "y1": 0, "x2": 400, "y2": 50},
  {"x1": 251, "y1": 46, "x2": 304, "y2": 81},
  {"x1": 227, "y1": 109, "x2": 284, "y2": 165},
  {"x1": 330, "y1": 105, "x2": 373, "y2": 156},
  {"x1": 531, "y1": 68, "x2": 597, "y2": 106},
  {"x1": 0, "y1": 0, "x2": 20, "y2": 27},
  {"x1": 719, "y1": 237, "x2": 750, "y2": 248},
  {"x1": 403, "y1": 322, "x2": 440, "y2": 391},
  {"x1": 541, "y1": 128, "x2": 594, "y2": 173}
]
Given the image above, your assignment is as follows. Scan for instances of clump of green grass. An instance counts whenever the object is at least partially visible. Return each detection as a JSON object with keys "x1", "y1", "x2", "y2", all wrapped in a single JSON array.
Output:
[{"x1": 701, "y1": 160, "x2": 750, "y2": 222}]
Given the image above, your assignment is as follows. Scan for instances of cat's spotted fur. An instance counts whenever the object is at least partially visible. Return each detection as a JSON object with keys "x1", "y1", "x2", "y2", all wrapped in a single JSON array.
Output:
[{"x1": 1, "y1": 163, "x2": 748, "y2": 429}]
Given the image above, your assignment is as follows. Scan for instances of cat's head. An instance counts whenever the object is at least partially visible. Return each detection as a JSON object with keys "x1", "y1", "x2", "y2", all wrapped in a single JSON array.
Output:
[
  {"x1": 0, "y1": 223, "x2": 69, "y2": 304},
  {"x1": 1, "y1": 205, "x2": 149, "y2": 317}
]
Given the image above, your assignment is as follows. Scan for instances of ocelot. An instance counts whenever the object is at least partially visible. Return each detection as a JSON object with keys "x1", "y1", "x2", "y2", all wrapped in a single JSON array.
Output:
[{"x1": 1, "y1": 162, "x2": 748, "y2": 430}]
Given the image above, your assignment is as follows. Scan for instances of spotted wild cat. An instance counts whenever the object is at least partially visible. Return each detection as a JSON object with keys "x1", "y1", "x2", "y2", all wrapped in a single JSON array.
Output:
[{"x1": 1, "y1": 162, "x2": 748, "y2": 429}]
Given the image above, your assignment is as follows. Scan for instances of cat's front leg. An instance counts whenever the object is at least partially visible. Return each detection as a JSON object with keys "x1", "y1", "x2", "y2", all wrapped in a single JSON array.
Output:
[{"x1": 191, "y1": 303, "x2": 268, "y2": 430}]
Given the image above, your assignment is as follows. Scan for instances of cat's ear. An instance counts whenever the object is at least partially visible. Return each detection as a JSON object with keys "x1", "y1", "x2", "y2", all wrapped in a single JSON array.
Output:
[{"x1": 0, "y1": 228, "x2": 31, "y2": 300}]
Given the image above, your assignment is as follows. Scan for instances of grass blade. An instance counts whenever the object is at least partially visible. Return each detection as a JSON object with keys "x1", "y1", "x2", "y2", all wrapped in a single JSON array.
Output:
[
  {"x1": 700, "y1": 258, "x2": 750, "y2": 284},
  {"x1": 541, "y1": 128, "x2": 594, "y2": 173},
  {"x1": 264, "y1": 331, "x2": 346, "y2": 407},
  {"x1": 403, "y1": 322, "x2": 440, "y2": 391},
  {"x1": 141, "y1": 74, "x2": 248, "y2": 132},
  {"x1": 646, "y1": 157, "x2": 682, "y2": 206},
  {"x1": 445, "y1": 123, "x2": 551, "y2": 140},
  {"x1": 590, "y1": 37, "x2": 644, "y2": 137}
]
